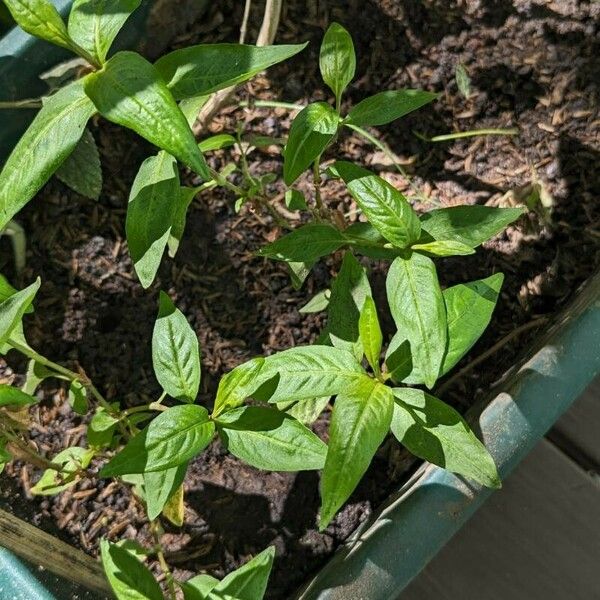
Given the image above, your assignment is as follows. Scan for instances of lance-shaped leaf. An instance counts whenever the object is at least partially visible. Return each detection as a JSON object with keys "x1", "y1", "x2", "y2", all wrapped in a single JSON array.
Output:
[
  {"x1": 336, "y1": 161, "x2": 421, "y2": 248},
  {"x1": 84, "y1": 52, "x2": 209, "y2": 178},
  {"x1": 280, "y1": 396, "x2": 330, "y2": 425},
  {"x1": 319, "y1": 22, "x2": 355, "y2": 103},
  {"x1": 359, "y1": 296, "x2": 382, "y2": 374},
  {"x1": 411, "y1": 239, "x2": 475, "y2": 257},
  {"x1": 283, "y1": 102, "x2": 339, "y2": 185},
  {"x1": 0, "y1": 385, "x2": 38, "y2": 408},
  {"x1": 31, "y1": 447, "x2": 95, "y2": 495},
  {"x1": 391, "y1": 388, "x2": 500, "y2": 488},
  {"x1": 155, "y1": 43, "x2": 307, "y2": 100},
  {"x1": 167, "y1": 185, "x2": 198, "y2": 259},
  {"x1": 152, "y1": 292, "x2": 200, "y2": 402},
  {"x1": 257, "y1": 223, "x2": 347, "y2": 264},
  {"x1": 419, "y1": 205, "x2": 526, "y2": 248},
  {"x1": 0, "y1": 79, "x2": 95, "y2": 231},
  {"x1": 320, "y1": 380, "x2": 393, "y2": 529},
  {"x1": 386, "y1": 253, "x2": 446, "y2": 389},
  {"x1": 345, "y1": 89, "x2": 438, "y2": 127},
  {"x1": 100, "y1": 405, "x2": 214, "y2": 476},
  {"x1": 0, "y1": 279, "x2": 40, "y2": 345},
  {"x1": 55, "y1": 128, "x2": 102, "y2": 200},
  {"x1": 126, "y1": 152, "x2": 180, "y2": 288},
  {"x1": 101, "y1": 539, "x2": 162, "y2": 600},
  {"x1": 144, "y1": 462, "x2": 188, "y2": 520},
  {"x1": 260, "y1": 345, "x2": 368, "y2": 404},
  {"x1": 384, "y1": 335, "x2": 412, "y2": 382},
  {"x1": 323, "y1": 252, "x2": 371, "y2": 361},
  {"x1": 212, "y1": 357, "x2": 265, "y2": 418},
  {"x1": 216, "y1": 406, "x2": 327, "y2": 471},
  {"x1": 441, "y1": 273, "x2": 504, "y2": 375},
  {"x1": 3, "y1": 0, "x2": 72, "y2": 50},
  {"x1": 68, "y1": 0, "x2": 141, "y2": 64}
]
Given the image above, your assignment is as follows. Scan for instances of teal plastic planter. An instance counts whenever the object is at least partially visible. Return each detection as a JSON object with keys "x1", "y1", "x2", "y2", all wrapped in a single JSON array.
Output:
[{"x1": 2, "y1": 5, "x2": 600, "y2": 598}]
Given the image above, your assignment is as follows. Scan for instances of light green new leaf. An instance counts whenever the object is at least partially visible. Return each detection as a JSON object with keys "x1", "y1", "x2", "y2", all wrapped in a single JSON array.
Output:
[
  {"x1": 319, "y1": 22, "x2": 355, "y2": 103},
  {"x1": 3, "y1": 0, "x2": 72, "y2": 49},
  {"x1": 0, "y1": 279, "x2": 40, "y2": 345},
  {"x1": 167, "y1": 185, "x2": 198, "y2": 259},
  {"x1": 359, "y1": 296, "x2": 382, "y2": 374},
  {"x1": 100, "y1": 539, "x2": 162, "y2": 600},
  {"x1": 411, "y1": 239, "x2": 475, "y2": 257},
  {"x1": 320, "y1": 380, "x2": 393, "y2": 529},
  {"x1": 198, "y1": 134, "x2": 237, "y2": 152},
  {"x1": 68, "y1": 0, "x2": 141, "y2": 64},
  {"x1": 441, "y1": 273, "x2": 504, "y2": 375},
  {"x1": 336, "y1": 161, "x2": 421, "y2": 248},
  {"x1": 391, "y1": 388, "x2": 500, "y2": 488},
  {"x1": 144, "y1": 462, "x2": 187, "y2": 520},
  {"x1": 0, "y1": 79, "x2": 95, "y2": 230},
  {"x1": 419, "y1": 205, "x2": 526, "y2": 248},
  {"x1": 68, "y1": 379, "x2": 88, "y2": 415},
  {"x1": 0, "y1": 275, "x2": 23, "y2": 306},
  {"x1": 0, "y1": 385, "x2": 38, "y2": 408},
  {"x1": 55, "y1": 128, "x2": 102, "y2": 200},
  {"x1": 281, "y1": 396, "x2": 330, "y2": 424},
  {"x1": 216, "y1": 406, "x2": 327, "y2": 471},
  {"x1": 84, "y1": 52, "x2": 209, "y2": 178},
  {"x1": 260, "y1": 345, "x2": 368, "y2": 404},
  {"x1": 126, "y1": 152, "x2": 180, "y2": 288},
  {"x1": 386, "y1": 253, "x2": 446, "y2": 389},
  {"x1": 31, "y1": 447, "x2": 95, "y2": 495},
  {"x1": 180, "y1": 574, "x2": 218, "y2": 600},
  {"x1": 212, "y1": 357, "x2": 265, "y2": 418},
  {"x1": 152, "y1": 291, "x2": 200, "y2": 402},
  {"x1": 88, "y1": 407, "x2": 119, "y2": 448},
  {"x1": 324, "y1": 252, "x2": 371, "y2": 360},
  {"x1": 100, "y1": 404, "x2": 214, "y2": 476},
  {"x1": 283, "y1": 102, "x2": 339, "y2": 185},
  {"x1": 22, "y1": 359, "x2": 55, "y2": 395},
  {"x1": 257, "y1": 223, "x2": 347, "y2": 264},
  {"x1": 299, "y1": 289, "x2": 330, "y2": 314},
  {"x1": 155, "y1": 43, "x2": 307, "y2": 100},
  {"x1": 345, "y1": 89, "x2": 438, "y2": 127}
]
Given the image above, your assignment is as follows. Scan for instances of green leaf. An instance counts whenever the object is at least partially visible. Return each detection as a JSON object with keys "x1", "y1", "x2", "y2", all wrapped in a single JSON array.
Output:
[
  {"x1": 441, "y1": 273, "x2": 503, "y2": 375},
  {"x1": 284, "y1": 189, "x2": 307, "y2": 211},
  {"x1": 212, "y1": 357, "x2": 265, "y2": 418},
  {"x1": 336, "y1": 161, "x2": 421, "y2": 248},
  {"x1": 260, "y1": 345, "x2": 367, "y2": 404},
  {"x1": 144, "y1": 462, "x2": 187, "y2": 521},
  {"x1": 155, "y1": 43, "x2": 307, "y2": 100},
  {"x1": 68, "y1": 380, "x2": 88, "y2": 415},
  {"x1": 455, "y1": 63, "x2": 471, "y2": 99},
  {"x1": 0, "y1": 279, "x2": 40, "y2": 345},
  {"x1": 320, "y1": 380, "x2": 393, "y2": 529},
  {"x1": 84, "y1": 52, "x2": 209, "y2": 179},
  {"x1": 100, "y1": 405, "x2": 214, "y2": 476},
  {"x1": 167, "y1": 185, "x2": 198, "y2": 259},
  {"x1": 257, "y1": 224, "x2": 347, "y2": 263},
  {"x1": 299, "y1": 289, "x2": 330, "y2": 314},
  {"x1": 162, "y1": 482, "x2": 184, "y2": 526},
  {"x1": 345, "y1": 89, "x2": 438, "y2": 127},
  {"x1": 391, "y1": 388, "x2": 500, "y2": 488},
  {"x1": 0, "y1": 79, "x2": 95, "y2": 230},
  {"x1": 319, "y1": 22, "x2": 355, "y2": 104},
  {"x1": 180, "y1": 574, "x2": 218, "y2": 600},
  {"x1": 216, "y1": 406, "x2": 327, "y2": 471},
  {"x1": 0, "y1": 275, "x2": 22, "y2": 306},
  {"x1": 152, "y1": 291, "x2": 200, "y2": 402},
  {"x1": 287, "y1": 260, "x2": 314, "y2": 290},
  {"x1": 100, "y1": 539, "x2": 162, "y2": 600},
  {"x1": 324, "y1": 252, "x2": 371, "y2": 361},
  {"x1": 3, "y1": 0, "x2": 72, "y2": 50},
  {"x1": 280, "y1": 396, "x2": 330, "y2": 425},
  {"x1": 411, "y1": 239, "x2": 475, "y2": 257},
  {"x1": 55, "y1": 128, "x2": 102, "y2": 200},
  {"x1": 384, "y1": 335, "x2": 412, "y2": 383},
  {"x1": 283, "y1": 102, "x2": 339, "y2": 185},
  {"x1": 126, "y1": 152, "x2": 180, "y2": 288},
  {"x1": 359, "y1": 296, "x2": 382, "y2": 374},
  {"x1": 198, "y1": 134, "x2": 237, "y2": 152},
  {"x1": 22, "y1": 359, "x2": 56, "y2": 395},
  {"x1": 88, "y1": 407, "x2": 119, "y2": 448},
  {"x1": 68, "y1": 0, "x2": 141, "y2": 64},
  {"x1": 386, "y1": 253, "x2": 446, "y2": 389},
  {"x1": 0, "y1": 385, "x2": 38, "y2": 407},
  {"x1": 31, "y1": 447, "x2": 95, "y2": 495},
  {"x1": 419, "y1": 205, "x2": 525, "y2": 248},
  {"x1": 0, "y1": 439, "x2": 11, "y2": 475},
  {"x1": 179, "y1": 94, "x2": 209, "y2": 126}
]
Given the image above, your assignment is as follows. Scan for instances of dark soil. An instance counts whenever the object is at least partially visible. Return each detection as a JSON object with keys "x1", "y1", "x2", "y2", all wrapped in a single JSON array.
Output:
[{"x1": 1, "y1": 1, "x2": 599, "y2": 598}]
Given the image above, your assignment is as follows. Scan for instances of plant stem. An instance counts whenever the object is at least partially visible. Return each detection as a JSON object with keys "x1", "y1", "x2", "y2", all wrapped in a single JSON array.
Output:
[
  {"x1": 414, "y1": 128, "x2": 519, "y2": 143},
  {"x1": 313, "y1": 153, "x2": 328, "y2": 219},
  {"x1": 151, "y1": 521, "x2": 176, "y2": 600},
  {"x1": 238, "y1": 99, "x2": 304, "y2": 111},
  {"x1": 0, "y1": 98, "x2": 43, "y2": 109},
  {"x1": 239, "y1": 0, "x2": 252, "y2": 43},
  {"x1": 208, "y1": 168, "x2": 245, "y2": 197}
]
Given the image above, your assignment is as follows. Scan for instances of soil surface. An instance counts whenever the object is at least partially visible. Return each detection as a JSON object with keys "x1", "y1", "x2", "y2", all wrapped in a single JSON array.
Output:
[{"x1": 1, "y1": 1, "x2": 599, "y2": 598}]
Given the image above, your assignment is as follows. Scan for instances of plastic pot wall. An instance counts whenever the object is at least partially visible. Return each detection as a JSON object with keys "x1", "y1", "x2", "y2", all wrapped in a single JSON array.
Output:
[{"x1": 2, "y1": 5, "x2": 600, "y2": 599}]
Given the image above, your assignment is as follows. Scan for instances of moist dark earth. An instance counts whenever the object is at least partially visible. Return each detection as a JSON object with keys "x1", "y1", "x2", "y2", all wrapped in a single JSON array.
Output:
[{"x1": 1, "y1": 0, "x2": 599, "y2": 598}]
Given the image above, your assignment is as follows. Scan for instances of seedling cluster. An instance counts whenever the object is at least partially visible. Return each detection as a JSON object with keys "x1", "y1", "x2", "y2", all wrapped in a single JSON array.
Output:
[{"x1": 0, "y1": 3, "x2": 524, "y2": 598}]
